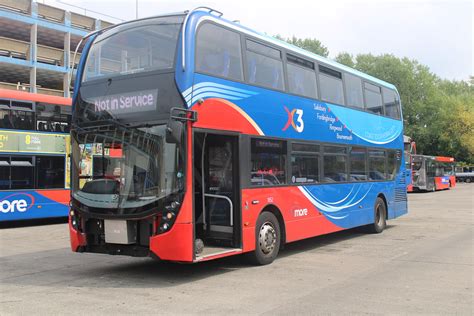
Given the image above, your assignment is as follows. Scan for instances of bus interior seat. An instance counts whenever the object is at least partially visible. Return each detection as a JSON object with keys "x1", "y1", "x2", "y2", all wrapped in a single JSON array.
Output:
[
  {"x1": 248, "y1": 58, "x2": 257, "y2": 83},
  {"x1": 271, "y1": 68, "x2": 281, "y2": 89},
  {"x1": 14, "y1": 116, "x2": 22, "y2": 128},
  {"x1": 201, "y1": 50, "x2": 230, "y2": 78},
  {"x1": 3, "y1": 115, "x2": 13, "y2": 128},
  {"x1": 293, "y1": 72, "x2": 305, "y2": 95},
  {"x1": 221, "y1": 51, "x2": 230, "y2": 77}
]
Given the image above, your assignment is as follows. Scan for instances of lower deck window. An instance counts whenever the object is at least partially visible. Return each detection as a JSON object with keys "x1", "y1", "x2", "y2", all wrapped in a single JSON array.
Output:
[
  {"x1": 251, "y1": 139, "x2": 286, "y2": 186},
  {"x1": 369, "y1": 150, "x2": 386, "y2": 180},
  {"x1": 291, "y1": 154, "x2": 319, "y2": 184},
  {"x1": 349, "y1": 147, "x2": 367, "y2": 181},
  {"x1": 36, "y1": 156, "x2": 65, "y2": 189},
  {"x1": 387, "y1": 150, "x2": 400, "y2": 180},
  {"x1": 10, "y1": 157, "x2": 34, "y2": 189},
  {"x1": 0, "y1": 155, "x2": 65, "y2": 190},
  {"x1": 323, "y1": 146, "x2": 347, "y2": 182}
]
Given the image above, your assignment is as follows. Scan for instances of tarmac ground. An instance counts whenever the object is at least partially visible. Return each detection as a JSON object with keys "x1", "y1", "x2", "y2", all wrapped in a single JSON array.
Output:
[{"x1": 0, "y1": 184, "x2": 472, "y2": 315}]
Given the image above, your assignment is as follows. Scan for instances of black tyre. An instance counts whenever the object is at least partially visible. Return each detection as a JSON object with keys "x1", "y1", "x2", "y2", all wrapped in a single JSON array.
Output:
[
  {"x1": 367, "y1": 197, "x2": 386, "y2": 234},
  {"x1": 249, "y1": 212, "x2": 281, "y2": 265},
  {"x1": 466, "y1": 178, "x2": 471, "y2": 183}
]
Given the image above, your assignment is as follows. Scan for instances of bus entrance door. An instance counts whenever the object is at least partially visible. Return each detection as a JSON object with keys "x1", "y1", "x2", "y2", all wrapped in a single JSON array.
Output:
[{"x1": 193, "y1": 132, "x2": 241, "y2": 257}]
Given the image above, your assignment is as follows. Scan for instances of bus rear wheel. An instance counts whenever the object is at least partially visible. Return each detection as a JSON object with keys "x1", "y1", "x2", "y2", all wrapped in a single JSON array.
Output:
[
  {"x1": 250, "y1": 212, "x2": 281, "y2": 265},
  {"x1": 368, "y1": 197, "x2": 386, "y2": 234}
]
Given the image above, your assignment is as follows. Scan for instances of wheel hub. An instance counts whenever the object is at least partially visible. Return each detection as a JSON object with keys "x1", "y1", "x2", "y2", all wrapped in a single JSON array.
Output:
[{"x1": 259, "y1": 222, "x2": 276, "y2": 254}]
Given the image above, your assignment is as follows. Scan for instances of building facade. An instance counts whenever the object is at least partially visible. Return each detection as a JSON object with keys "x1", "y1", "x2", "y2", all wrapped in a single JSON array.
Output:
[{"x1": 0, "y1": 0, "x2": 113, "y2": 97}]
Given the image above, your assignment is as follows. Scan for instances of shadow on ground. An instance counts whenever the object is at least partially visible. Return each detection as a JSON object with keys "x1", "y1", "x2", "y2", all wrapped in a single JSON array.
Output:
[{"x1": 0, "y1": 225, "x2": 394, "y2": 289}]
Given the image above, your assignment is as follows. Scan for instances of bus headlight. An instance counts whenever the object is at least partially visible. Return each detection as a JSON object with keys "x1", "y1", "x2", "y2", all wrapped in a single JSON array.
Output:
[
  {"x1": 70, "y1": 209, "x2": 82, "y2": 232},
  {"x1": 157, "y1": 208, "x2": 178, "y2": 233}
]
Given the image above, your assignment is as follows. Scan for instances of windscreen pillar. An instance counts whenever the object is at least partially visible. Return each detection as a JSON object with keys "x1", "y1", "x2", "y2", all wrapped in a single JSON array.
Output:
[{"x1": 29, "y1": 23, "x2": 37, "y2": 93}]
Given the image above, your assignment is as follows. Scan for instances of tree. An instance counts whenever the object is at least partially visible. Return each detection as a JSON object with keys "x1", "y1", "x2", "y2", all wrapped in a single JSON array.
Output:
[
  {"x1": 274, "y1": 36, "x2": 474, "y2": 163},
  {"x1": 338, "y1": 53, "x2": 474, "y2": 163},
  {"x1": 274, "y1": 34, "x2": 329, "y2": 57},
  {"x1": 334, "y1": 52, "x2": 355, "y2": 68}
]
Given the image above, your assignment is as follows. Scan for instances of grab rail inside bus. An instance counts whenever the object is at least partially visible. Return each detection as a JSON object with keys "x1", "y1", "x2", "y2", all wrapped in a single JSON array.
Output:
[
  {"x1": 182, "y1": 7, "x2": 224, "y2": 71},
  {"x1": 204, "y1": 193, "x2": 233, "y2": 227}
]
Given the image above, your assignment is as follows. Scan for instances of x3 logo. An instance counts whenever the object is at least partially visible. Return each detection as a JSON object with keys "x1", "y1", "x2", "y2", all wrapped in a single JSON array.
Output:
[{"x1": 282, "y1": 106, "x2": 304, "y2": 133}]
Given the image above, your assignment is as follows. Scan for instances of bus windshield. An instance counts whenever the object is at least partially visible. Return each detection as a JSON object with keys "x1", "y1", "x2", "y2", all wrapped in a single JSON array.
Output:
[
  {"x1": 412, "y1": 159, "x2": 423, "y2": 171},
  {"x1": 71, "y1": 124, "x2": 183, "y2": 212},
  {"x1": 82, "y1": 16, "x2": 183, "y2": 82}
]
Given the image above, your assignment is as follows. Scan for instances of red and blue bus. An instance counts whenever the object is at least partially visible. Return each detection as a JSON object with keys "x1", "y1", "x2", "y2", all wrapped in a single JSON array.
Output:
[
  {"x1": 412, "y1": 155, "x2": 456, "y2": 191},
  {"x1": 69, "y1": 8, "x2": 407, "y2": 264},
  {"x1": 0, "y1": 89, "x2": 71, "y2": 222}
]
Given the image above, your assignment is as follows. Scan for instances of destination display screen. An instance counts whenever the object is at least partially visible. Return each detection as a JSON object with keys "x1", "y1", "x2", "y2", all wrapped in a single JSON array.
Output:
[
  {"x1": 76, "y1": 71, "x2": 184, "y2": 124},
  {"x1": 86, "y1": 89, "x2": 158, "y2": 115}
]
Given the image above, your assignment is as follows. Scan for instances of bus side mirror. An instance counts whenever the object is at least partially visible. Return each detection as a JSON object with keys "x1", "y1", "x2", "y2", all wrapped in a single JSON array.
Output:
[{"x1": 166, "y1": 120, "x2": 183, "y2": 144}]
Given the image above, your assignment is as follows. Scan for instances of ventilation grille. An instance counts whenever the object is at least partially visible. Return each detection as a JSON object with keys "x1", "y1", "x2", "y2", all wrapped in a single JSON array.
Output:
[{"x1": 395, "y1": 187, "x2": 407, "y2": 202}]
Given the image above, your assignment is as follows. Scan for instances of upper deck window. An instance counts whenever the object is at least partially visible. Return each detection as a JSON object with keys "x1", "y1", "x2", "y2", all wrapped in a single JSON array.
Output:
[
  {"x1": 319, "y1": 65, "x2": 344, "y2": 105},
  {"x1": 82, "y1": 16, "x2": 183, "y2": 82},
  {"x1": 245, "y1": 40, "x2": 284, "y2": 91},
  {"x1": 364, "y1": 82, "x2": 383, "y2": 115},
  {"x1": 382, "y1": 88, "x2": 401, "y2": 120},
  {"x1": 287, "y1": 54, "x2": 317, "y2": 99},
  {"x1": 344, "y1": 73, "x2": 363, "y2": 109},
  {"x1": 196, "y1": 23, "x2": 243, "y2": 81}
]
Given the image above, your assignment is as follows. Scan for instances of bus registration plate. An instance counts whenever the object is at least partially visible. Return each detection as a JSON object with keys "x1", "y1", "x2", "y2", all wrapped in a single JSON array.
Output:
[{"x1": 104, "y1": 220, "x2": 136, "y2": 244}]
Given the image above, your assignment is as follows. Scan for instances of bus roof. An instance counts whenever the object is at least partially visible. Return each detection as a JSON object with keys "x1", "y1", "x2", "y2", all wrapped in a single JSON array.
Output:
[
  {"x1": 191, "y1": 10, "x2": 398, "y2": 91},
  {"x1": 80, "y1": 8, "x2": 399, "y2": 92},
  {"x1": 0, "y1": 89, "x2": 71, "y2": 106},
  {"x1": 412, "y1": 154, "x2": 455, "y2": 162},
  {"x1": 435, "y1": 156, "x2": 455, "y2": 162}
]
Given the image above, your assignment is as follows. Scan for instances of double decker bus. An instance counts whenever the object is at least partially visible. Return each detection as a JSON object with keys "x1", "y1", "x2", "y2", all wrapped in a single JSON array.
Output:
[
  {"x1": 403, "y1": 135, "x2": 416, "y2": 192},
  {"x1": 412, "y1": 155, "x2": 456, "y2": 191},
  {"x1": 0, "y1": 89, "x2": 71, "y2": 222},
  {"x1": 69, "y1": 8, "x2": 407, "y2": 264}
]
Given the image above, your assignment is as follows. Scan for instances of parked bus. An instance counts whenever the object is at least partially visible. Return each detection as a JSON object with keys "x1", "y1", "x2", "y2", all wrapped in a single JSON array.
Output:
[
  {"x1": 403, "y1": 135, "x2": 416, "y2": 192},
  {"x1": 0, "y1": 89, "x2": 71, "y2": 222},
  {"x1": 412, "y1": 155, "x2": 456, "y2": 191},
  {"x1": 69, "y1": 8, "x2": 407, "y2": 264},
  {"x1": 455, "y1": 166, "x2": 474, "y2": 183}
]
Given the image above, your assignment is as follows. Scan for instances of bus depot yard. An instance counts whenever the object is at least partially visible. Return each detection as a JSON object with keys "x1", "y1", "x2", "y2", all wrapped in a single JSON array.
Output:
[{"x1": 1, "y1": 184, "x2": 472, "y2": 315}]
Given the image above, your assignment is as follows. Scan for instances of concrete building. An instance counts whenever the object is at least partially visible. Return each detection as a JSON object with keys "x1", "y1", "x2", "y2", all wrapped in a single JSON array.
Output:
[{"x1": 0, "y1": 0, "x2": 113, "y2": 97}]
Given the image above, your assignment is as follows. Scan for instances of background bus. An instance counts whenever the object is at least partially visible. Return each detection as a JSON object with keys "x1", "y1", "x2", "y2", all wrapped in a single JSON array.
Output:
[
  {"x1": 69, "y1": 8, "x2": 407, "y2": 264},
  {"x1": 412, "y1": 155, "x2": 456, "y2": 191},
  {"x1": 455, "y1": 166, "x2": 474, "y2": 183},
  {"x1": 403, "y1": 135, "x2": 416, "y2": 192},
  {"x1": 0, "y1": 89, "x2": 71, "y2": 222}
]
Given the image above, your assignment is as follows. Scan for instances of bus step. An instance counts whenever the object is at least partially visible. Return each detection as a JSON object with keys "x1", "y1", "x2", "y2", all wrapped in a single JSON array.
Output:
[{"x1": 195, "y1": 246, "x2": 242, "y2": 262}]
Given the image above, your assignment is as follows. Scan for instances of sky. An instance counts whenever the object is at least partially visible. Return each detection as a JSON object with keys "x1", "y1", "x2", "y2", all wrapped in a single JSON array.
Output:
[{"x1": 47, "y1": 0, "x2": 473, "y2": 81}]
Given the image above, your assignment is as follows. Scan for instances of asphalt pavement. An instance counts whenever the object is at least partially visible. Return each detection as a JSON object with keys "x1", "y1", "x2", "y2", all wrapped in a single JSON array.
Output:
[{"x1": 1, "y1": 184, "x2": 472, "y2": 315}]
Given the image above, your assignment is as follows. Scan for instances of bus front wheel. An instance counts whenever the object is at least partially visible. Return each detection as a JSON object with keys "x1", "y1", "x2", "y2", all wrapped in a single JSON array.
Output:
[
  {"x1": 250, "y1": 212, "x2": 281, "y2": 265},
  {"x1": 368, "y1": 197, "x2": 386, "y2": 234}
]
